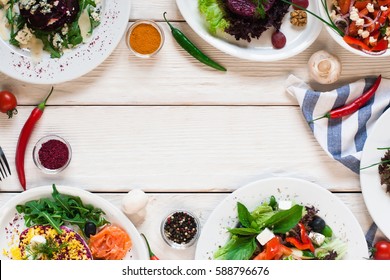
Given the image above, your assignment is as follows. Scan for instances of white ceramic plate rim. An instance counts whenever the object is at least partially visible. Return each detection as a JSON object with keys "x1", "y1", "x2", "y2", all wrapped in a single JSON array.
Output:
[
  {"x1": 320, "y1": 0, "x2": 390, "y2": 58},
  {"x1": 195, "y1": 177, "x2": 368, "y2": 260},
  {"x1": 176, "y1": 0, "x2": 322, "y2": 61},
  {"x1": 0, "y1": 185, "x2": 149, "y2": 260},
  {"x1": 360, "y1": 109, "x2": 390, "y2": 239},
  {"x1": 0, "y1": 0, "x2": 131, "y2": 84}
]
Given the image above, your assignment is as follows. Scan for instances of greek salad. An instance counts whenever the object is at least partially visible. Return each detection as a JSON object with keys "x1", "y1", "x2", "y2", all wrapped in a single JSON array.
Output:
[{"x1": 214, "y1": 196, "x2": 347, "y2": 260}]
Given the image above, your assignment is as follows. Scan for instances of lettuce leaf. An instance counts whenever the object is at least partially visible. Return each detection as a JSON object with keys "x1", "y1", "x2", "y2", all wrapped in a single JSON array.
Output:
[{"x1": 198, "y1": 0, "x2": 229, "y2": 34}]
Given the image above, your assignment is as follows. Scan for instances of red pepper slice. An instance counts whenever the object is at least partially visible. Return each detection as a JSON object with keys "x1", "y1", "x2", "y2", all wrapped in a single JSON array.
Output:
[
  {"x1": 286, "y1": 237, "x2": 315, "y2": 252},
  {"x1": 15, "y1": 88, "x2": 54, "y2": 191},
  {"x1": 253, "y1": 237, "x2": 292, "y2": 260},
  {"x1": 370, "y1": 38, "x2": 389, "y2": 52},
  {"x1": 298, "y1": 223, "x2": 311, "y2": 244},
  {"x1": 343, "y1": 35, "x2": 371, "y2": 51}
]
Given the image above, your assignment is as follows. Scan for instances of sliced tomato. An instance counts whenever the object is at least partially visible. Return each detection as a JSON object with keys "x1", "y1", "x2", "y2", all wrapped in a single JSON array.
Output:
[
  {"x1": 377, "y1": 0, "x2": 390, "y2": 6},
  {"x1": 354, "y1": 0, "x2": 371, "y2": 11},
  {"x1": 338, "y1": 0, "x2": 352, "y2": 14}
]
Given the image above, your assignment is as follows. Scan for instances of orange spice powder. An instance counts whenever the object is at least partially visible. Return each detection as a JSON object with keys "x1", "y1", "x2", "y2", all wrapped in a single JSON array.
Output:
[{"x1": 129, "y1": 23, "x2": 162, "y2": 55}]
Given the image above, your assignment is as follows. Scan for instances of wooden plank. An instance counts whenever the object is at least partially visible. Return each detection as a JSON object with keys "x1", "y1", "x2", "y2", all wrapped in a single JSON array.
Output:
[
  {"x1": 1, "y1": 29, "x2": 389, "y2": 106},
  {"x1": 0, "y1": 192, "x2": 382, "y2": 259},
  {"x1": 0, "y1": 106, "x2": 359, "y2": 192}
]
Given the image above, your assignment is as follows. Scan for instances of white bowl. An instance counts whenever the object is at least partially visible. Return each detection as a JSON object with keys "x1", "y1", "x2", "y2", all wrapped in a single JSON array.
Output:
[{"x1": 319, "y1": 0, "x2": 390, "y2": 57}]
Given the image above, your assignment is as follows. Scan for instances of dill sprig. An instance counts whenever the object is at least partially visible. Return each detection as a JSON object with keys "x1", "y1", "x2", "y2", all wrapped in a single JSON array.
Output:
[{"x1": 26, "y1": 237, "x2": 68, "y2": 260}]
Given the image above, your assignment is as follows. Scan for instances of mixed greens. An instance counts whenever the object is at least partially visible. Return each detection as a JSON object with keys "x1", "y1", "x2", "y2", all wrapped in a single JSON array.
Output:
[
  {"x1": 198, "y1": 0, "x2": 290, "y2": 43},
  {"x1": 214, "y1": 196, "x2": 347, "y2": 260},
  {"x1": 0, "y1": 0, "x2": 102, "y2": 58},
  {"x1": 16, "y1": 184, "x2": 109, "y2": 238}
]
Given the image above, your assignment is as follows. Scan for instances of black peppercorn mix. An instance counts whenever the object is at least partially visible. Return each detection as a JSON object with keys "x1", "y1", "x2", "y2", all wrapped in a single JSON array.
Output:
[{"x1": 163, "y1": 211, "x2": 198, "y2": 245}]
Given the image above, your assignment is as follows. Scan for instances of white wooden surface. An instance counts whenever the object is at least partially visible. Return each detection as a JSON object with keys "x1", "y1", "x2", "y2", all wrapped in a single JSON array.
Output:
[{"x1": 0, "y1": 0, "x2": 389, "y2": 259}]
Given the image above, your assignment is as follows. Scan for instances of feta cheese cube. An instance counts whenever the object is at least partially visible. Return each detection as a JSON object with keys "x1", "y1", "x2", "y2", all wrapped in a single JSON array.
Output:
[
  {"x1": 15, "y1": 25, "x2": 33, "y2": 45},
  {"x1": 256, "y1": 228, "x2": 275, "y2": 246},
  {"x1": 356, "y1": 18, "x2": 365, "y2": 26},
  {"x1": 367, "y1": 3, "x2": 375, "y2": 13},
  {"x1": 278, "y1": 200, "x2": 292, "y2": 210},
  {"x1": 309, "y1": 232, "x2": 325, "y2": 246}
]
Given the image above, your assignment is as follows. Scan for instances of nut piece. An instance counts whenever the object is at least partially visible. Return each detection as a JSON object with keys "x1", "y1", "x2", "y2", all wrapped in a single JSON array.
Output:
[
  {"x1": 308, "y1": 50, "x2": 342, "y2": 84},
  {"x1": 290, "y1": 10, "x2": 307, "y2": 27}
]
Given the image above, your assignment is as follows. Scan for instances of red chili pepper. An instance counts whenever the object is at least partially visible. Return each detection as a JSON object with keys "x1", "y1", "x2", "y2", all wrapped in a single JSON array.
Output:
[
  {"x1": 310, "y1": 75, "x2": 382, "y2": 122},
  {"x1": 15, "y1": 87, "x2": 54, "y2": 191},
  {"x1": 141, "y1": 233, "x2": 159, "y2": 260},
  {"x1": 286, "y1": 237, "x2": 315, "y2": 252}
]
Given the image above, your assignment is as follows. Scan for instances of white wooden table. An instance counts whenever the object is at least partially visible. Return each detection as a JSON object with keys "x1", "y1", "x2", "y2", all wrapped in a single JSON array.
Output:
[{"x1": 0, "y1": 1, "x2": 389, "y2": 260}]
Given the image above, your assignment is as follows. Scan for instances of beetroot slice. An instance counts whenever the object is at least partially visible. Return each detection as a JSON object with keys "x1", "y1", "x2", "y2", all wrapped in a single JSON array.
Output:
[{"x1": 19, "y1": 0, "x2": 80, "y2": 32}]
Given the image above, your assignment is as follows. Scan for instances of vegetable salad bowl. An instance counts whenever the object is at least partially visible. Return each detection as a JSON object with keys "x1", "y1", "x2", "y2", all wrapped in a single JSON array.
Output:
[{"x1": 319, "y1": 0, "x2": 390, "y2": 57}]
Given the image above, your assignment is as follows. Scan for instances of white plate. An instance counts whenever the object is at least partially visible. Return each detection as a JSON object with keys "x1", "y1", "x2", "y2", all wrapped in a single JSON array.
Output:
[
  {"x1": 0, "y1": 185, "x2": 149, "y2": 260},
  {"x1": 360, "y1": 109, "x2": 390, "y2": 239},
  {"x1": 195, "y1": 177, "x2": 368, "y2": 260},
  {"x1": 176, "y1": 0, "x2": 322, "y2": 61},
  {"x1": 0, "y1": 0, "x2": 131, "y2": 84}
]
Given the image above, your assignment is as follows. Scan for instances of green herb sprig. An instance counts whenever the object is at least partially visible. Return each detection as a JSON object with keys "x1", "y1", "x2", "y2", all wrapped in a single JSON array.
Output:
[{"x1": 25, "y1": 237, "x2": 68, "y2": 260}]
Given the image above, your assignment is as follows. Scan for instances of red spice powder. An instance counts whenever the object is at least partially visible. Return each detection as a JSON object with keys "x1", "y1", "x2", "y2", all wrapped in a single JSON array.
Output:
[{"x1": 38, "y1": 139, "x2": 69, "y2": 170}]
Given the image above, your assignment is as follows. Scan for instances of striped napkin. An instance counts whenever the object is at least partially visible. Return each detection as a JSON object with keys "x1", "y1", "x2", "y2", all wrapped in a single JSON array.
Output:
[{"x1": 286, "y1": 74, "x2": 390, "y2": 174}]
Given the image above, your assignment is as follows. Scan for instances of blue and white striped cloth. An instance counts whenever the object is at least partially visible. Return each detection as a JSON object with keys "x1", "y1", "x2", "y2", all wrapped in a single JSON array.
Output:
[{"x1": 286, "y1": 74, "x2": 390, "y2": 174}]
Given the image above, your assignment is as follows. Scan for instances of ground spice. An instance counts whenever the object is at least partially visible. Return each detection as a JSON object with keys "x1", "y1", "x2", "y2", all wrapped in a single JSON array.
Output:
[
  {"x1": 129, "y1": 23, "x2": 162, "y2": 55},
  {"x1": 38, "y1": 139, "x2": 69, "y2": 170},
  {"x1": 163, "y1": 211, "x2": 198, "y2": 245}
]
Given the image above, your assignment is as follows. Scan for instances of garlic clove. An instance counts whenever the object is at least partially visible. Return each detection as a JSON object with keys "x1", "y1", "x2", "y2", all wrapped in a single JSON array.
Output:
[{"x1": 308, "y1": 50, "x2": 342, "y2": 84}]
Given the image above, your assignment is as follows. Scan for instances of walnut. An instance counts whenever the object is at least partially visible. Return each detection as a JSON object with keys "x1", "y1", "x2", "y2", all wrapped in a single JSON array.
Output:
[{"x1": 290, "y1": 10, "x2": 307, "y2": 27}]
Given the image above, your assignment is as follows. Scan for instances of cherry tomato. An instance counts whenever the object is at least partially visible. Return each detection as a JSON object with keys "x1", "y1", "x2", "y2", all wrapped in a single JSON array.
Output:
[
  {"x1": 0, "y1": 90, "x2": 18, "y2": 118},
  {"x1": 373, "y1": 241, "x2": 390, "y2": 260}
]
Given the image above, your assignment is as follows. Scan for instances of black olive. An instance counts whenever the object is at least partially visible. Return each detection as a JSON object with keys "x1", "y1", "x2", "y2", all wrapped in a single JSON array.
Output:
[
  {"x1": 84, "y1": 221, "x2": 97, "y2": 237},
  {"x1": 309, "y1": 216, "x2": 326, "y2": 233}
]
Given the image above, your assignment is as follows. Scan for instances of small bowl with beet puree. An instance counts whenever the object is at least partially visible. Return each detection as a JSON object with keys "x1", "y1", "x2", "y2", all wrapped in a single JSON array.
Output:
[
  {"x1": 126, "y1": 20, "x2": 164, "y2": 58},
  {"x1": 33, "y1": 135, "x2": 72, "y2": 174}
]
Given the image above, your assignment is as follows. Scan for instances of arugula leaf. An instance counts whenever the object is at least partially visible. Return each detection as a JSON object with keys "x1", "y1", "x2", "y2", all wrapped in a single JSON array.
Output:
[
  {"x1": 237, "y1": 202, "x2": 253, "y2": 228},
  {"x1": 67, "y1": 20, "x2": 83, "y2": 46},
  {"x1": 214, "y1": 236, "x2": 257, "y2": 260},
  {"x1": 263, "y1": 204, "x2": 303, "y2": 233},
  {"x1": 16, "y1": 184, "x2": 109, "y2": 235}
]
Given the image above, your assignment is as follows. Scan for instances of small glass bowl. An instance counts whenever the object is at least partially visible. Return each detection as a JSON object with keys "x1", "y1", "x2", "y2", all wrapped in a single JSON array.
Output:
[
  {"x1": 126, "y1": 19, "x2": 165, "y2": 58},
  {"x1": 161, "y1": 210, "x2": 200, "y2": 249},
  {"x1": 33, "y1": 135, "x2": 72, "y2": 174}
]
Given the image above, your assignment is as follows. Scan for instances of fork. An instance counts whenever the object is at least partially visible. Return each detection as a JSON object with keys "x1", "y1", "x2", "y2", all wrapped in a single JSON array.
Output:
[{"x1": 0, "y1": 146, "x2": 11, "y2": 181}]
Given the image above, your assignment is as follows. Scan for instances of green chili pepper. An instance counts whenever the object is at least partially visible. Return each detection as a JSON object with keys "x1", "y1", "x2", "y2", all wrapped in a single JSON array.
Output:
[{"x1": 163, "y1": 12, "x2": 226, "y2": 72}]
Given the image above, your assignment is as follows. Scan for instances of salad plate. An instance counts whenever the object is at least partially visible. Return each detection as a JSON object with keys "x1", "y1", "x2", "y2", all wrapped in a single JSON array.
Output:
[
  {"x1": 0, "y1": 185, "x2": 149, "y2": 260},
  {"x1": 195, "y1": 177, "x2": 368, "y2": 260},
  {"x1": 0, "y1": 0, "x2": 131, "y2": 85},
  {"x1": 176, "y1": 0, "x2": 322, "y2": 61},
  {"x1": 360, "y1": 108, "x2": 390, "y2": 239}
]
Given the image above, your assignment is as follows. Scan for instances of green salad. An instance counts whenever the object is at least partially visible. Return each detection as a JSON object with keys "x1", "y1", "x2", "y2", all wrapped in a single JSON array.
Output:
[
  {"x1": 215, "y1": 196, "x2": 347, "y2": 260},
  {"x1": 0, "y1": 0, "x2": 102, "y2": 58}
]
